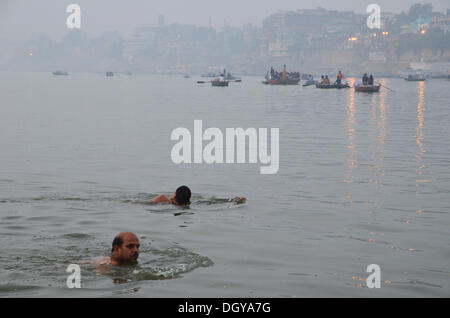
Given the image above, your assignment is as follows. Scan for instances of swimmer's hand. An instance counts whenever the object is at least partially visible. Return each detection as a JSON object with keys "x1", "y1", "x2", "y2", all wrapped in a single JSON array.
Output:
[{"x1": 230, "y1": 197, "x2": 246, "y2": 204}]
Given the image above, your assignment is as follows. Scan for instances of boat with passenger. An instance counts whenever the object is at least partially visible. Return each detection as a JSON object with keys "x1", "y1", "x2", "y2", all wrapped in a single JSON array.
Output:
[
  {"x1": 354, "y1": 82, "x2": 381, "y2": 92},
  {"x1": 315, "y1": 72, "x2": 349, "y2": 89},
  {"x1": 264, "y1": 65, "x2": 300, "y2": 85},
  {"x1": 315, "y1": 83, "x2": 350, "y2": 89},
  {"x1": 53, "y1": 70, "x2": 69, "y2": 76},
  {"x1": 211, "y1": 77, "x2": 229, "y2": 87},
  {"x1": 405, "y1": 74, "x2": 426, "y2": 81},
  {"x1": 301, "y1": 74, "x2": 316, "y2": 86},
  {"x1": 201, "y1": 69, "x2": 241, "y2": 81}
]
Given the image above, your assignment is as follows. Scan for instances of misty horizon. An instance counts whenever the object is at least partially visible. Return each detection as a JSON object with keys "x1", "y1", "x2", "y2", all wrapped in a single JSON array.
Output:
[{"x1": 1, "y1": 0, "x2": 449, "y2": 41}]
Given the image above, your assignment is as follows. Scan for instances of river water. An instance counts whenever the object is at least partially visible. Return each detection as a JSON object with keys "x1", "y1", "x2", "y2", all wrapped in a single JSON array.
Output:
[{"x1": 0, "y1": 72, "x2": 449, "y2": 297}]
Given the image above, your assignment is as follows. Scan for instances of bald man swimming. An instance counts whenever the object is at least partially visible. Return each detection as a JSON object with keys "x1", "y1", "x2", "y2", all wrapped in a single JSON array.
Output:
[{"x1": 95, "y1": 232, "x2": 140, "y2": 266}]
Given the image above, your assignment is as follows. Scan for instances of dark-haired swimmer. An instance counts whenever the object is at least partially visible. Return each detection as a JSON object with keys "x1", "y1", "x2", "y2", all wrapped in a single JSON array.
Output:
[
  {"x1": 94, "y1": 232, "x2": 140, "y2": 266},
  {"x1": 151, "y1": 186, "x2": 246, "y2": 206},
  {"x1": 230, "y1": 197, "x2": 246, "y2": 204},
  {"x1": 151, "y1": 185, "x2": 192, "y2": 205}
]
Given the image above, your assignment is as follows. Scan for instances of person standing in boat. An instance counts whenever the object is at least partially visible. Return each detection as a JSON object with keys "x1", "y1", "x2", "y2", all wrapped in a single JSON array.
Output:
[
  {"x1": 336, "y1": 71, "x2": 343, "y2": 84},
  {"x1": 362, "y1": 73, "x2": 368, "y2": 85},
  {"x1": 282, "y1": 65, "x2": 287, "y2": 81}
]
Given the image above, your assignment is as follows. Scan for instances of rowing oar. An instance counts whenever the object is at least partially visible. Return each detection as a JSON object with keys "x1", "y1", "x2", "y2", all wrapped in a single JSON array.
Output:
[
  {"x1": 376, "y1": 82, "x2": 395, "y2": 92},
  {"x1": 197, "y1": 81, "x2": 210, "y2": 84}
]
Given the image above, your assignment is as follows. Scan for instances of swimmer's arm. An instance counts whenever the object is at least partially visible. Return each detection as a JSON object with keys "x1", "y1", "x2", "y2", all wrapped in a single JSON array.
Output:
[{"x1": 150, "y1": 194, "x2": 171, "y2": 204}]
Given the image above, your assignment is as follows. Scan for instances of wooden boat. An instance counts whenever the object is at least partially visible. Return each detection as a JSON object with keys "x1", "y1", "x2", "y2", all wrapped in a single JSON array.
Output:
[
  {"x1": 354, "y1": 83, "x2": 381, "y2": 92},
  {"x1": 264, "y1": 65, "x2": 299, "y2": 85},
  {"x1": 405, "y1": 74, "x2": 425, "y2": 81},
  {"x1": 268, "y1": 79, "x2": 299, "y2": 85},
  {"x1": 53, "y1": 70, "x2": 68, "y2": 76},
  {"x1": 302, "y1": 80, "x2": 317, "y2": 87},
  {"x1": 211, "y1": 78, "x2": 229, "y2": 87},
  {"x1": 315, "y1": 83, "x2": 350, "y2": 89}
]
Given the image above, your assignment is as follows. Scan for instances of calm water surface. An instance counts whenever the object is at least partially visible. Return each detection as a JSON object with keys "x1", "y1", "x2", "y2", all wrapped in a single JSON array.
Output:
[{"x1": 0, "y1": 72, "x2": 449, "y2": 297}]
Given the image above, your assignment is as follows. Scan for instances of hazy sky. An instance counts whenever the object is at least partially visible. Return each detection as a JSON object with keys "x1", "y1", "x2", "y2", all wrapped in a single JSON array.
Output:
[{"x1": 0, "y1": 0, "x2": 449, "y2": 41}]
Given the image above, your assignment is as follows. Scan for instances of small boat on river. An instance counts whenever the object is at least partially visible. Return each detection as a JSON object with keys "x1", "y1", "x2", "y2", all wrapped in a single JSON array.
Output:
[
  {"x1": 302, "y1": 79, "x2": 317, "y2": 87},
  {"x1": 268, "y1": 78, "x2": 299, "y2": 85},
  {"x1": 315, "y1": 83, "x2": 350, "y2": 89},
  {"x1": 405, "y1": 74, "x2": 426, "y2": 81},
  {"x1": 354, "y1": 83, "x2": 381, "y2": 92},
  {"x1": 53, "y1": 70, "x2": 69, "y2": 76},
  {"x1": 211, "y1": 78, "x2": 229, "y2": 87}
]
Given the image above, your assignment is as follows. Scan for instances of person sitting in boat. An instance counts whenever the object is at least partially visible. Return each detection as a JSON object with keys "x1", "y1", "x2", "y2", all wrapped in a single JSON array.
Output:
[
  {"x1": 320, "y1": 75, "x2": 325, "y2": 84},
  {"x1": 362, "y1": 73, "x2": 368, "y2": 85},
  {"x1": 324, "y1": 76, "x2": 330, "y2": 84},
  {"x1": 368, "y1": 75, "x2": 374, "y2": 85}
]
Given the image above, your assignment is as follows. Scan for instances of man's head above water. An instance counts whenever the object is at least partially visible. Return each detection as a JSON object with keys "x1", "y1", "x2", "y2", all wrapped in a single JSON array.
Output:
[
  {"x1": 150, "y1": 185, "x2": 192, "y2": 205},
  {"x1": 110, "y1": 232, "x2": 140, "y2": 266},
  {"x1": 171, "y1": 185, "x2": 191, "y2": 205}
]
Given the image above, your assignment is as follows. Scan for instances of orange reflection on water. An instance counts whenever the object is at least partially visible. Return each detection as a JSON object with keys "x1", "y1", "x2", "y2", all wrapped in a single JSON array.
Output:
[
  {"x1": 344, "y1": 78, "x2": 357, "y2": 183},
  {"x1": 415, "y1": 81, "x2": 427, "y2": 192}
]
